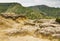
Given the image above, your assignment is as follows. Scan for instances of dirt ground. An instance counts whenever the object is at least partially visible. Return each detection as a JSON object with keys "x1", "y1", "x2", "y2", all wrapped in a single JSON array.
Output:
[{"x1": 0, "y1": 16, "x2": 60, "y2": 41}]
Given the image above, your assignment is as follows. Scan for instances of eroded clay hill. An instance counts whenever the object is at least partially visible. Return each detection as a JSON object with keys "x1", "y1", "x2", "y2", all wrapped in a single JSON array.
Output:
[{"x1": 0, "y1": 14, "x2": 60, "y2": 41}]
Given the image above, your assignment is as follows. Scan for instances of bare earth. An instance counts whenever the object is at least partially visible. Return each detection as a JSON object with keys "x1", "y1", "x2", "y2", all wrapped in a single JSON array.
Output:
[{"x1": 0, "y1": 16, "x2": 60, "y2": 41}]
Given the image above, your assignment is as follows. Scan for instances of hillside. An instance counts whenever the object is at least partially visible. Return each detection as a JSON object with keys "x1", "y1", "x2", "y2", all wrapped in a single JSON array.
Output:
[
  {"x1": 0, "y1": 3, "x2": 20, "y2": 13},
  {"x1": 0, "y1": 3, "x2": 44, "y2": 19},
  {"x1": 0, "y1": 3, "x2": 10, "y2": 13},
  {"x1": 29, "y1": 5, "x2": 60, "y2": 18},
  {"x1": 0, "y1": 3, "x2": 60, "y2": 19}
]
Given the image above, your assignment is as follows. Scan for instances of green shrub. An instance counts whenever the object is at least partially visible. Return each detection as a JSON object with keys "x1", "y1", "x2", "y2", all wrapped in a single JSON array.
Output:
[{"x1": 55, "y1": 18, "x2": 60, "y2": 23}]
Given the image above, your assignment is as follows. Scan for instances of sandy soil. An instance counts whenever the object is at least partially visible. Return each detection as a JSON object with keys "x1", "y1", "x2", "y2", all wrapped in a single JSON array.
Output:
[{"x1": 0, "y1": 16, "x2": 60, "y2": 41}]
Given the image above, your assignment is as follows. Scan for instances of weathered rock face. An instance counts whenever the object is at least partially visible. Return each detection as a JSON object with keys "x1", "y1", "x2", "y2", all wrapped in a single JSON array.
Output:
[
  {"x1": 0, "y1": 14, "x2": 60, "y2": 41},
  {"x1": 0, "y1": 14, "x2": 27, "y2": 20}
]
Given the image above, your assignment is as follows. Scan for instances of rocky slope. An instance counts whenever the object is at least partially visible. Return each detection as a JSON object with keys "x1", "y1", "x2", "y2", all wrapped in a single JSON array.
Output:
[{"x1": 0, "y1": 14, "x2": 60, "y2": 41}]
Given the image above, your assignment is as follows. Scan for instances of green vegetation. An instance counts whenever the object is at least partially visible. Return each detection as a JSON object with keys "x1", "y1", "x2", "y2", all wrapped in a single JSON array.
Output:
[
  {"x1": 30, "y1": 5, "x2": 60, "y2": 18},
  {"x1": 56, "y1": 18, "x2": 60, "y2": 23},
  {"x1": 0, "y1": 3, "x2": 60, "y2": 19}
]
